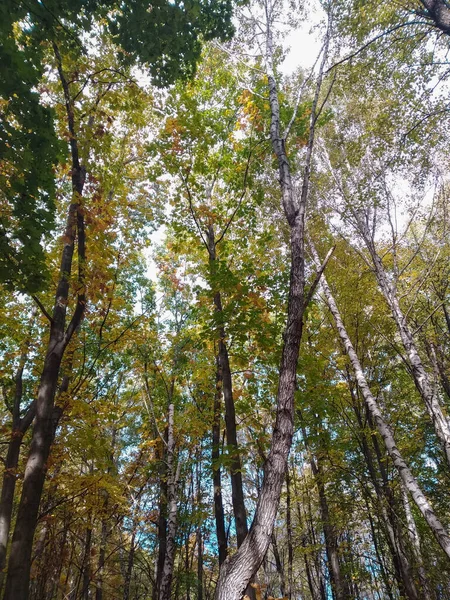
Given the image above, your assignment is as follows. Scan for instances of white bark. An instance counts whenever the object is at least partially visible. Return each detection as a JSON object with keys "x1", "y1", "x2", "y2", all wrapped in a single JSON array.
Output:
[
  {"x1": 356, "y1": 215, "x2": 450, "y2": 468},
  {"x1": 309, "y1": 240, "x2": 450, "y2": 561},
  {"x1": 158, "y1": 402, "x2": 180, "y2": 600}
]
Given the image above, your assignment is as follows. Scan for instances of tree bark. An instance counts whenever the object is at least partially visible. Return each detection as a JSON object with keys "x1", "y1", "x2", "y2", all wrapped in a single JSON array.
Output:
[
  {"x1": 0, "y1": 331, "x2": 36, "y2": 591},
  {"x1": 271, "y1": 532, "x2": 286, "y2": 598},
  {"x1": 158, "y1": 402, "x2": 180, "y2": 600},
  {"x1": 3, "y1": 42, "x2": 87, "y2": 600},
  {"x1": 301, "y1": 426, "x2": 349, "y2": 600},
  {"x1": 154, "y1": 433, "x2": 168, "y2": 600},
  {"x1": 310, "y1": 240, "x2": 450, "y2": 561},
  {"x1": 349, "y1": 384, "x2": 418, "y2": 600},
  {"x1": 212, "y1": 363, "x2": 228, "y2": 567},
  {"x1": 197, "y1": 529, "x2": 203, "y2": 600},
  {"x1": 400, "y1": 481, "x2": 433, "y2": 599},
  {"x1": 0, "y1": 406, "x2": 35, "y2": 591},
  {"x1": 123, "y1": 530, "x2": 136, "y2": 600},
  {"x1": 207, "y1": 225, "x2": 249, "y2": 549},
  {"x1": 356, "y1": 215, "x2": 450, "y2": 468},
  {"x1": 215, "y1": 9, "x2": 330, "y2": 597},
  {"x1": 419, "y1": 0, "x2": 450, "y2": 34},
  {"x1": 81, "y1": 524, "x2": 93, "y2": 600}
]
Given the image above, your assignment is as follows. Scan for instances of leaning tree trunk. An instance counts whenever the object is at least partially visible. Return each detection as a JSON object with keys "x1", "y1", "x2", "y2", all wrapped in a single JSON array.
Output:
[
  {"x1": 356, "y1": 215, "x2": 450, "y2": 468},
  {"x1": 215, "y1": 10, "x2": 331, "y2": 598},
  {"x1": 349, "y1": 384, "x2": 418, "y2": 600},
  {"x1": 3, "y1": 42, "x2": 87, "y2": 600},
  {"x1": 310, "y1": 240, "x2": 450, "y2": 561}
]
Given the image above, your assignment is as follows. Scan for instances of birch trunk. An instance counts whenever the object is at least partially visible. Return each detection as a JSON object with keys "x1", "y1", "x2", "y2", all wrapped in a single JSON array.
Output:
[
  {"x1": 356, "y1": 217, "x2": 450, "y2": 467},
  {"x1": 154, "y1": 432, "x2": 168, "y2": 600},
  {"x1": 158, "y1": 402, "x2": 180, "y2": 600},
  {"x1": 310, "y1": 241, "x2": 450, "y2": 561}
]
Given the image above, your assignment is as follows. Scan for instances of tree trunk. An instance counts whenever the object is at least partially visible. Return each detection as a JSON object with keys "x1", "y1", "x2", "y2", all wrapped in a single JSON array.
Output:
[
  {"x1": 207, "y1": 225, "x2": 248, "y2": 548},
  {"x1": 400, "y1": 481, "x2": 433, "y2": 599},
  {"x1": 212, "y1": 352, "x2": 228, "y2": 567},
  {"x1": 420, "y1": 0, "x2": 450, "y2": 35},
  {"x1": 271, "y1": 533, "x2": 286, "y2": 598},
  {"x1": 123, "y1": 530, "x2": 136, "y2": 600},
  {"x1": 0, "y1": 407, "x2": 35, "y2": 593},
  {"x1": 365, "y1": 501, "x2": 395, "y2": 600},
  {"x1": 285, "y1": 470, "x2": 293, "y2": 600},
  {"x1": 95, "y1": 512, "x2": 108, "y2": 600},
  {"x1": 350, "y1": 386, "x2": 418, "y2": 600},
  {"x1": 292, "y1": 475, "x2": 322, "y2": 600},
  {"x1": 158, "y1": 402, "x2": 180, "y2": 600},
  {"x1": 305, "y1": 442, "x2": 349, "y2": 600},
  {"x1": 356, "y1": 216, "x2": 450, "y2": 468},
  {"x1": 3, "y1": 42, "x2": 87, "y2": 600},
  {"x1": 154, "y1": 433, "x2": 168, "y2": 600},
  {"x1": 81, "y1": 524, "x2": 92, "y2": 600},
  {"x1": 0, "y1": 337, "x2": 36, "y2": 591},
  {"x1": 214, "y1": 8, "x2": 330, "y2": 599},
  {"x1": 197, "y1": 529, "x2": 203, "y2": 600},
  {"x1": 310, "y1": 240, "x2": 450, "y2": 561}
]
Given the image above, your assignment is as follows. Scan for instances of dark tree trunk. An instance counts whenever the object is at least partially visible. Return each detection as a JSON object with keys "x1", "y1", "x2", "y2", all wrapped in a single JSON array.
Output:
[
  {"x1": 123, "y1": 530, "x2": 136, "y2": 600},
  {"x1": 292, "y1": 468, "x2": 323, "y2": 600},
  {"x1": 207, "y1": 225, "x2": 248, "y2": 548},
  {"x1": 310, "y1": 450, "x2": 349, "y2": 600},
  {"x1": 0, "y1": 409, "x2": 35, "y2": 591},
  {"x1": 215, "y1": 13, "x2": 330, "y2": 597},
  {"x1": 212, "y1": 354, "x2": 228, "y2": 567},
  {"x1": 285, "y1": 469, "x2": 293, "y2": 600},
  {"x1": 95, "y1": 511, "x2": 108, "y2": 600},
  {"x1": 271, "y1": 533, "x2": 286, "y2": 598},
  {"x1": 420, "y1": 0, "x2": 450, "y2": 34},
  {"x1": 81, "y1": 525, "x2": 93, "y2": 600},
  {"x1": 0, "y1": 339, "x2": 36, "y2": 592},
  {"x1": 197, "y1": 529, "x2": 203, "y2": 600},
  {"x1": 3, "y1": 42, "x2": 87, "y2": 600}
]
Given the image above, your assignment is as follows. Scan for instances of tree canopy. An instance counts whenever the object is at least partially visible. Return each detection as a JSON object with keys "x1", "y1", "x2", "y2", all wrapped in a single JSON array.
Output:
[{"x1": 1, "y1": 1, "x2": 450, "y2": 600}]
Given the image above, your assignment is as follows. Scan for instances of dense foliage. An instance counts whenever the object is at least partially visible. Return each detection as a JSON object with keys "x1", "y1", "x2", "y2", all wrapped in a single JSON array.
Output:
[{"x1": 1, "y1": 1, "x2": 450, "y2": 599}]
